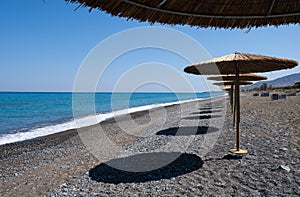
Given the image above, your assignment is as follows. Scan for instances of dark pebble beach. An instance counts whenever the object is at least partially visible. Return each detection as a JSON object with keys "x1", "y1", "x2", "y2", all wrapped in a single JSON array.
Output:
[{"x1": 0, "y1": 94, "x2": 299, "y2": 196}]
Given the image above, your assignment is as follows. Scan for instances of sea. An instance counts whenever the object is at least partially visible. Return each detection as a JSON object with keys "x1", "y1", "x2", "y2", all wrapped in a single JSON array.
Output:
[{"x1": 0, "y1": 92, "x2": 223, "y2": 145}]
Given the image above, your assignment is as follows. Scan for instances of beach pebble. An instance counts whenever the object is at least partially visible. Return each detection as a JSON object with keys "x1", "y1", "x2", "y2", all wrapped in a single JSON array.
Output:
[
  {"x1": 2, "y1": 96, "x2": 300, "y2": 196},
  {"x1": 60, "y1": 183, "x2": 68, "y2": 188},
  {"x1": 279, "y1": 165, "x2": 291, "y2": 172},
  {"x1": 279, "y1": 147, "x2": 288, "y2": 151},
  {"x1": 60, "y1": 164, "x2": 69, "y2": 169}
]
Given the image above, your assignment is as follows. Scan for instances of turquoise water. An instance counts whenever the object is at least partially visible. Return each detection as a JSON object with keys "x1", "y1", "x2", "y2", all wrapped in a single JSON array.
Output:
[{"x1": 0, "y1": 92, "x2": 223, "y2": 144}]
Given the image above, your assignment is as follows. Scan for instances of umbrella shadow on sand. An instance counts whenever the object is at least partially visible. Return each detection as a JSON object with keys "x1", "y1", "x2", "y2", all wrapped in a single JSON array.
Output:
[
  {"x1": 156, "y1": 126, "x2": 219, "y2": 136},
  {"x1": 183, "y1": 115, "x2": 222, "y2": 120},
  {"x1": 190, "y1": 109, "x2": 223, "y2": 115},
  {"x1": 199, "y1": 106, "x2": 224, "y2": 110},
  {"x1": 89, "y1": 152, "x2": 203, "y2": 184}
]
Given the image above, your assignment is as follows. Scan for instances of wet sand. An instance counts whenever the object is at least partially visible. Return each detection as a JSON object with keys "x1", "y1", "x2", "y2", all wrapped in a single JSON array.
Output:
[{"x1": 0, "y1": 95, "x2": 299, "y2": 196}]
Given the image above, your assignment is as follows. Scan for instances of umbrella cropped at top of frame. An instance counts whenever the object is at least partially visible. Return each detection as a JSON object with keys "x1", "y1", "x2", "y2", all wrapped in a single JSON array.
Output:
[
  {"x1": 65, "y1": 1, "x2": 300, "y2": 155},
  {"x1": 66, "y1": 0, "x2": 300, "y2": 29}
]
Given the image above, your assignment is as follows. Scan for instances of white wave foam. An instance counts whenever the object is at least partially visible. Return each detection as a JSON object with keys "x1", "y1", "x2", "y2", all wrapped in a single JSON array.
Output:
[{"x1": 0, "y1": 97, "x2": 210, "y2": 146}]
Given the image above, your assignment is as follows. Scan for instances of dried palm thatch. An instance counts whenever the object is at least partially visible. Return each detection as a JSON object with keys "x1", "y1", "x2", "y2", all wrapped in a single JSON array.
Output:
[
  {"x1": 222, "y1": 86, "x2": 232, "y2": 91},
  {"x1": 207, "y1": 74, "x2": 267, "y2": 82},
  {"x1": 65, "y1": 0, "x2": 300, "y2": 29},
  {"x1": 184, "y1": 52, "x2": 298, "y2": 75},
  {"x1": 214, "y1": 81, "x2": 253, "y2": 86}
]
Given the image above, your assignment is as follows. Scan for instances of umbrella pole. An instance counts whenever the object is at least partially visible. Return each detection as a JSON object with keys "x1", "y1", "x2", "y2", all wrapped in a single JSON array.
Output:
[
  {"x1": 232, "y1": 85, "x2": 236, "y2": 127},
  {"x1": 236, "y1": 75, "x2": 240, "y2": 151},
  {"x1": 230, "y1": 85, "x2": 234, "y2": 114},
  {"x1": 230, "y1": 63, "x2": 247, "y2": 154}
]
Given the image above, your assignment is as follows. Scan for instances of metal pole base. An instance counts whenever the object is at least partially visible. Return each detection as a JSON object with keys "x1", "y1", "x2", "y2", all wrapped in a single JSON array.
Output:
[{"x1": 230, "y1": 149, "x2": 248, "y2": 154}]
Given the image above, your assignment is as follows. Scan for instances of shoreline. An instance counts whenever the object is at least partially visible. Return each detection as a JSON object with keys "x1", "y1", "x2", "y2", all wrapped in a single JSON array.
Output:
[
  {"x1": 0, "y1": 96, "x2": 225, "y2": 161},
  {"x1": 0, "y1": 96, "x2": 223, "y2": 152},
  {"x1": 0, "y1": 95, "x2": 224, "y2": 146}
]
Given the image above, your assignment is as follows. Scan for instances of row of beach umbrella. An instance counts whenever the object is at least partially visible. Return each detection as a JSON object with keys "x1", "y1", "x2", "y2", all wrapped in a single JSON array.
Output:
[
  {"x1": 66, "y1": 0, "x2": 300, "y2": 154},
  {"x1": 209, "y1": 74, "x2": 268, "y2": 127},
  {"x1": 184, "y1": 52, "x2": 297, "y2": 153}
]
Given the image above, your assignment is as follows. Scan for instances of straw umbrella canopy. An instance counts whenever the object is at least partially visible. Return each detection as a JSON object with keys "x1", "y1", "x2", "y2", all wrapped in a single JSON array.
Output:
[
  {"x1": 184, "y1": 52, "x2": 298, "y2": 75},
  {"x1": 210, "y1": 74, "x2": 268, "y2": 129},
  {"x1": 184, "y1": 52, "x2": 298, "y2": 154},
  {"x1": 214, "y1": 80, "x2": 252, "y2": 116},
  {"x1": 207, "y1": 74, "x2": 268, "y2": 81},
  {"x1": 66, "y1": 0, "x2": 300, "y2": 29},
  {"x1": 213, "y1": 80, "x2": 252, "y2": 126},
  {"x1": 222, "y1": 86, "x2": 232, "y2": 91},
  {"x1": 213, "y1": 81, "x2": 253, "y2": 86},
  {"x1": 209, "y1": 74, "x2": 267, "y2": 114}
]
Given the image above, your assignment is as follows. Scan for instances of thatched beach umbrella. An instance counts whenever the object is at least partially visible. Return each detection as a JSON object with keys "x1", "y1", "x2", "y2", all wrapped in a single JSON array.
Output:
[
  {"x1": 214, "y1": 81, "x2": 253, "y2": 127},
  {"x1": 184, "y1": 52, "x2": 298, "y2": 75},
  {"x1": 184, "y1": 52, "x2": 298, "y2": 154},
  {"x1": 66, "y1": 0, "x2": 300, "y2": 29},
  {"x1": 222, "y1": 86, "x2": 231, "y2": 91},
  {"x1": 214, "y1": 80, "x2": 252, "y2": 113},
  {"x1": 208, "y1": 74, "x2": 268, "y2": 114},
  {"x1": 213, "y1": 80, "x2": 252, "y2": 127},
  {"x1": 208, "y1": 74, "x2": 268, "y2": 82},
  {"x1": 221, "y1": 85, "x2": 234, "y2": 115},
  {"x1": 223, "y1": 84, "x2": 235, "y2": 114},
  {"x1": 214, "y1": 80, "x2": 251, "y2": 120},
  {"x1": 213, "y1": 81, "x2": 253, "y2": 86}
]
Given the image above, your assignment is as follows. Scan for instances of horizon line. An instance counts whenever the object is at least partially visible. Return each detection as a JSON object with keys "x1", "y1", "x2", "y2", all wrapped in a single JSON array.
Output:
[{"x1": 0, "y1": 91, "x2": 223, "y2": 94}]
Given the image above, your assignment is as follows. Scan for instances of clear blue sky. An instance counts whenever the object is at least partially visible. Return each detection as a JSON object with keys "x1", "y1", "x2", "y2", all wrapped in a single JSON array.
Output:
[{"x1": 1, "y1": 0, "x2": 299, "y2": 92}]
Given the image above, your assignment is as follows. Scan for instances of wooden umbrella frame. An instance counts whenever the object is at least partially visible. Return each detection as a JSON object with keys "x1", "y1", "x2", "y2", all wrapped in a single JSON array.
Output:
[
  {"x1": 229, "y1": 85, "x2": 234, "y2": 115},
  {"x1": 211, "y1": 68, "x2": 247, "y2": 153},
  {"x1": 216, "y1": 64, "x2": 248, "y2": 154},
  {"x1": 212, "y1": 69, "x2": 249, "y2": 154},
  {"x1": 230, "y1": 63, "x2": 247, "y2": 154}
]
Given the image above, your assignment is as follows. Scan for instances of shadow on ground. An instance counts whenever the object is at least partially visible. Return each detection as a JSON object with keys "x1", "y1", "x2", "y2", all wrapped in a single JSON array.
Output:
[
  {"x1": 156, "y1": 126, "x2": 219, "y2": 136},
  {"x1": 183, "y1": 115, "x2": 222, "y2": 120},
  {"x1": 89, "y1": 152, "x2": 203, "y2": 184},
  {"x1": 199, "y1": 106, "x2": 224, "y2": 110},
  {"x1": 190, "y1": 109, "x2": 223, "y2": 115}
]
